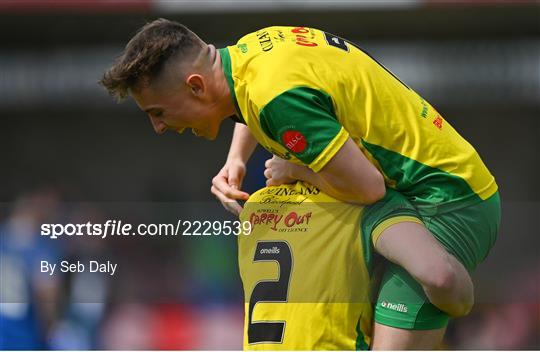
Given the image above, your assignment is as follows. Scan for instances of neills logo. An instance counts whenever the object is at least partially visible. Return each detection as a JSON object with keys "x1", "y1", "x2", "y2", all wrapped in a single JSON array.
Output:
[{"x1": 381, "y1": 301, "x2": 408, "y2": 313}]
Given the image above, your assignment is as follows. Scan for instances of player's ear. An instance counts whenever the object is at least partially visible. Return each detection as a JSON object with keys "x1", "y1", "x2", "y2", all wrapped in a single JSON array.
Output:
[{"x1": 186, "y1": 74, "x2": 205, "y2": 97}]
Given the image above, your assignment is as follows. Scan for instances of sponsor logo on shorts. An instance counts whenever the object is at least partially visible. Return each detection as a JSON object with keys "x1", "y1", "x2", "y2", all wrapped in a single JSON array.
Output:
[
  {"x1": 281, "y1": 130, "x2": 307, "y2": 153},
  {"x1": 381, "y1": 301, "x2": 408, "y2": 313}
]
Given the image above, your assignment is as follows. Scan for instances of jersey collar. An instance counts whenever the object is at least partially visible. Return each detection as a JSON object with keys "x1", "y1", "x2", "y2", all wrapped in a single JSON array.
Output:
[{"x1": 218, "y1": 47, "x2": 246, "y2": 125}]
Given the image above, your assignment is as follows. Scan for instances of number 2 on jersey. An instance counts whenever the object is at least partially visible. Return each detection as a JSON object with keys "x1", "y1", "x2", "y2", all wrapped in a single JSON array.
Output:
[{"x1": 248, "y1": 241, "x2": 293, "y2": 344}]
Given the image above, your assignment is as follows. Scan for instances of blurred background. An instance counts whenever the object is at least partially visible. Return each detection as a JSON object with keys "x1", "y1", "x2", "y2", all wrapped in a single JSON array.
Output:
[{"x1": 0, "y1": 0, "x2": 538, "y2": 349}]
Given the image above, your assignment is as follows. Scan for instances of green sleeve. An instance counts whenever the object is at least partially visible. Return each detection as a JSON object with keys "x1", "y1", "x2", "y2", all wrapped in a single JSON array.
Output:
[{"x1": 259, "y1": 87, "x2": 342, "y2": 165}]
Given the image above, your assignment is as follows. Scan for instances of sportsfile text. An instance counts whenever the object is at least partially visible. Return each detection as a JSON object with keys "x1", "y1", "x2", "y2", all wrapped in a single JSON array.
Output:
[{"x1": 41, "y1": 219, "x2": 252, "y2": 239}]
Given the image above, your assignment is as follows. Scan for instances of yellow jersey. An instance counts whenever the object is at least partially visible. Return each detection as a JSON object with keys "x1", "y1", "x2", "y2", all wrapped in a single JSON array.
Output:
[
  {"x1": 219, "y1": 26, "x2": 498, "y2": 215},
  {"x1": 238, "y1": 182, "x2": 373, "y2": 350}
]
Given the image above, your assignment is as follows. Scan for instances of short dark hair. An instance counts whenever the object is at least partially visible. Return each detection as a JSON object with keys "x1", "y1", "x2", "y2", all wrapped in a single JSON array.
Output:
[{"x1": 99, "y1": 18, "x2": 204, "y2": 101}]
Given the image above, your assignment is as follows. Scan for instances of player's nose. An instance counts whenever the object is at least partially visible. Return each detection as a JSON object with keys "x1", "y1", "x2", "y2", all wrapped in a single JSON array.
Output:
[{"x1": 149, "y1": 116, "x2": 167, "y2": 135}]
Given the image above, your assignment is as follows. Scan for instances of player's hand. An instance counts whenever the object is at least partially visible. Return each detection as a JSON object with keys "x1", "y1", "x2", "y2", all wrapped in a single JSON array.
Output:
[
  {"x1": 264, "y1": 156, "x2": 298, "y2": 186},
  {"x1": 211, "y1": 159, "x2": 250, "y2": 216}
]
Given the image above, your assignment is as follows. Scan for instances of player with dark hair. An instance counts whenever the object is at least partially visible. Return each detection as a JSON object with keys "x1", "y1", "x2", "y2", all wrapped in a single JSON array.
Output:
[{"x1": 100, "y1": 19, "x2": 501, "y2": 349}]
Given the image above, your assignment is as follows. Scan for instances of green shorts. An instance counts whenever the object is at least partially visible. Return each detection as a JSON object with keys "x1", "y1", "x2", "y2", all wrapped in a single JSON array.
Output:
[{"x1": 362, "y1": 188, "x2": 501, "y2": 330}]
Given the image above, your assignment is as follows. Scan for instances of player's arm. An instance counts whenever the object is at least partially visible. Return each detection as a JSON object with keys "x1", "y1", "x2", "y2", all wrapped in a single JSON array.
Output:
[
  {"x1": 227, "y1": 122, "x2": 258, "y2": 165},
  {"x1": 270, "y1": 153, "x2": 474, "y2": 316},
  {"x1": 259, "y1": 87, "x2": 385, "y2": 205},
  {"x1": 211, "y1": 123, "x2": 257, "y2": 215},
  {"x1": 266, "y1": 138, "x2": 385, "y2": 205}
]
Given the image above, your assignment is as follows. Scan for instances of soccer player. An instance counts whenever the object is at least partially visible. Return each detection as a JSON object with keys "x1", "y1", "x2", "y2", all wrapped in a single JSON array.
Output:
[
  {"x1": 100, "y1": 20, "x2": 501, "y2": 349},
  {"x1": 238, "y1": 181, "x2": 374, "y2": 349}
]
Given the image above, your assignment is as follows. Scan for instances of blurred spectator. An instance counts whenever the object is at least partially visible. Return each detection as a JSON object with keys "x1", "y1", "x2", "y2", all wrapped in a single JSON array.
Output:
[
  {"x1": 0, "y1": 189, "x2": 62, "y2": 349},
  {"x1": 49, "y1": 205, "x2": 108, "y2": 349}
]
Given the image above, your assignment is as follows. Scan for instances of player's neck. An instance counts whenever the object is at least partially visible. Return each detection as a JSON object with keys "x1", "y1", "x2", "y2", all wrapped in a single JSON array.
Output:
[{"x1": 213, "y1": 49, "x2": 238, "y2": 118}]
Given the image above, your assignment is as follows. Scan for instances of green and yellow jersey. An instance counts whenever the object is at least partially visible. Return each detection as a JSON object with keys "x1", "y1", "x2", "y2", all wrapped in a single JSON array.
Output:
[
  {"x1": 219, "y1": 26, "x2": 498, "y2": 214},
  {"x1": 238, "y1": 182, "x2": 373, "y2": 350}
]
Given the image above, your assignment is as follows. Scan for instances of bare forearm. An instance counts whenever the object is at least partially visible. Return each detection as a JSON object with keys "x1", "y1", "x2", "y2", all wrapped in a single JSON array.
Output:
[
  {"x1": 265, "y1": 139, "x2": 385, "y2": 204},
  {"x1": 227, "y1": 123, "x2": 257, "y2": 162},
  {"x1": 290, "y1": 164, "x2": 378, "y2": 205},
  {"x1": 296, "y1": 139, "x2": 386, "y2": 204}
]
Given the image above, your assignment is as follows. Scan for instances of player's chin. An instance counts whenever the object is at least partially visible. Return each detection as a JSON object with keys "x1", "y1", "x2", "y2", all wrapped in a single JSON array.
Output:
[
  {"x1": 204, "y1": 126, "x2": 220, "y2": 140},
  {"x1": 199, "y1": 132, "x2": 216, "y2": 141}
]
